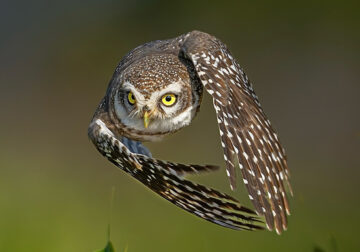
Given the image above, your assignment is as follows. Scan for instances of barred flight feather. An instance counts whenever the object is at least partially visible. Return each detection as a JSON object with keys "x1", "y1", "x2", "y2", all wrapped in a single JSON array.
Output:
[
  {"x1": 179, "y1": 30, "x2": 292, "y2": 233},
  {"x1": 88, "y1": 118, "x2": 263, "y2": 231}
]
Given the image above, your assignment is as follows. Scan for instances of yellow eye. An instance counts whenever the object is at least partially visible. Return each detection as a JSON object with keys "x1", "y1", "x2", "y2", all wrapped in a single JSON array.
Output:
[
  {"x1": 127, "y1": 92, "x2": 136, "y2": 105},
  {"x1": 161, "y1": 93, "x2": 177, "y2": 106}
]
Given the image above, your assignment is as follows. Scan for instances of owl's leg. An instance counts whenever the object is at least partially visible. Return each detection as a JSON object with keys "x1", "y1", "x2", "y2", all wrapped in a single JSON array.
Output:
[{"x1": 121, "y1": 137, "x2": 152, "y2": 158}]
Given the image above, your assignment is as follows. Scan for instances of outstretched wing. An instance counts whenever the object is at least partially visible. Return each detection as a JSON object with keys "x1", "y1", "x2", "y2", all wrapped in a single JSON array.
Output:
[
  {"x1": 179, "y1": 31, "x2": 292, "y2": 234},
  {"x1": 88, "y1": 117, "x2": 263, "y2": 231}
]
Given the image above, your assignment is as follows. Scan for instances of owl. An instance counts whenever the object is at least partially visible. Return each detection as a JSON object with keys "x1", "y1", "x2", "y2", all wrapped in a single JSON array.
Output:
[{"x1": 88, "y1": 31, "x2": 292, "y2": 234}]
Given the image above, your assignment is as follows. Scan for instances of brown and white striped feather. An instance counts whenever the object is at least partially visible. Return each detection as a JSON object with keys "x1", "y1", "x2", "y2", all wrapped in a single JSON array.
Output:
[
  {"x1": 88, "y1": 118, "x2": 263, "y2": 231},
  {"x1": 179, "y1": 31, "x2": 292, "y2": 233}
]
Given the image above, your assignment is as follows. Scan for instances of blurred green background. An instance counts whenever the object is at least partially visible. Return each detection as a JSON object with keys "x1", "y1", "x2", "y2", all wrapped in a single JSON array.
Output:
[{"x1": 1, "y1": 0, "x2": 359, "y2": 251}]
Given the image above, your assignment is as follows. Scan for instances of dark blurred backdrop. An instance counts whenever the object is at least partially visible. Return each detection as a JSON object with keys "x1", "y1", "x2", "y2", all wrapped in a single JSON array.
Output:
[{"x1": 1, "y1": 0, "x2": 359, "y2": 251}]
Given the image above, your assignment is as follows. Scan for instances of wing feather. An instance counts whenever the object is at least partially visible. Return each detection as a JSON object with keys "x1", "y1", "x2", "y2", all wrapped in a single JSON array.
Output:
[
  {"x1": 88, "y1": 118, "x2": 263, "y2": 231},
  {"x1": 180, "y1": 30, "x2": 292, "y2": 233}
]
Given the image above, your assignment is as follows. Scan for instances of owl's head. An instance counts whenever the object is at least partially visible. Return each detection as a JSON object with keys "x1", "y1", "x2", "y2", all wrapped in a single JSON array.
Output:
[{"x1": 111, "y1": 54, "x2": 202, "y2": 136}]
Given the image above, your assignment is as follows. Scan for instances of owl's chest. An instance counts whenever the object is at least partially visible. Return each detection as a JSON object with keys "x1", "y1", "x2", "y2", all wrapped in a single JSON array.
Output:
[{"x1": 121, "y1": 129, "x2": 168, "y2": 142}]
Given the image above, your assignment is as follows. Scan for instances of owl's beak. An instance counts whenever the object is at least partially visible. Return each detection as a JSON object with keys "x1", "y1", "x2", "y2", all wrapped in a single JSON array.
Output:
[{"x1": 143, "y1": 111, "x2": 151, "y2": 128}]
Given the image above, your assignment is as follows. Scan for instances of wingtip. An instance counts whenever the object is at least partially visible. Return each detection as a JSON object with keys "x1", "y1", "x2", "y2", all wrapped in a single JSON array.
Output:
[
  {"x1": 204, "y1": 164, "x2": 221, "y2": 171},
  {"x1": 282, "y1": 224, "x2": 288, "y2": 231},
  {"x1": 230, "y1": 184, "x2": 235, "y2": 191},
  {"x1": 275, "y1": 227, "x2": 282, "y2": 235}
]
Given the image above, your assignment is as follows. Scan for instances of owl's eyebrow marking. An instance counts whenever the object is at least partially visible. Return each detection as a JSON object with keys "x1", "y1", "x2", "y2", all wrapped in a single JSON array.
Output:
[
  {"x1": 122, "y1": 81, "x2": 136, "y2": 89},
  {"x1": 120, "y1": 82, "x2": 146, "y2": 100}
]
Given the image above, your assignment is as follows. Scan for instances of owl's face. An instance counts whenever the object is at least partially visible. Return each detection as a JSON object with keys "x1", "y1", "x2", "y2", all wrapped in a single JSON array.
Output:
[
  {"x1": 111, "y1": 54, "x2": 201, "y2": 136},
  {"x1": 114, "y1": 80, "x2": 195, "y2": 133}
]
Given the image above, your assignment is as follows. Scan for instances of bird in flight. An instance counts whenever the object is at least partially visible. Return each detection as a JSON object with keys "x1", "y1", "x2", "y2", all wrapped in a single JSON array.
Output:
[{"x1": 88, "y1": 30, "x2": 292, "y2": 234}]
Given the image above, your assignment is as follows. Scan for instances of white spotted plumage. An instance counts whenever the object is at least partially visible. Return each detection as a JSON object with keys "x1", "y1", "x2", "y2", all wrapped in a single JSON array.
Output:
[
  {"x1": 179, "y1": 31, "x2": 292, "y2": 233},
  {"x1": 88, "y1": 30, "x2": 292, "y2": 234}
]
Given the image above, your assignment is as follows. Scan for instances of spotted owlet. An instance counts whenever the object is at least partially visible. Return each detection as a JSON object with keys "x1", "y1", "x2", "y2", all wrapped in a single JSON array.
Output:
[{"x1": 88, "y1": 31, "x2": 292, "y2": 234}]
